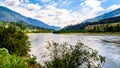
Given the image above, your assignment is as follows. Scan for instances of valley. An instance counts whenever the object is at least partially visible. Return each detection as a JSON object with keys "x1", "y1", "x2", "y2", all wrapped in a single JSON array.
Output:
[{"x1": 0, "y1": 4, "x2": 120, "y2": 68}]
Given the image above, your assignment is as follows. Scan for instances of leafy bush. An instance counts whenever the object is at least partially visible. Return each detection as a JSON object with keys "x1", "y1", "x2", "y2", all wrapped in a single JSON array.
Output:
[
  {"x1": 0, "y1": 48, "x2": 27, "y2": 68},
  {"x1": 0, "y1": 24, "x2": 30, "y2": 56},
  {"x1": 27, "y1": 56, "x2": 37, "y2": 65},
  {"x1": 27, "y1": 55, "x2": 42, "y2": 68},
  {"x1": 0, "y1": 23, "x2": 42, "y2": 68},
  {"x1": 43, "y1": 41, "x2": 105, "y2": 68},
  {"x1": 0, "y1": 48, "x2": 42, "y2": 68}
]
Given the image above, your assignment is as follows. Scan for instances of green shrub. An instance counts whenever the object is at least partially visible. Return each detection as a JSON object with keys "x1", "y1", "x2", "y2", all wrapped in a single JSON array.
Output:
[
  {"x1": 0, "y1": 48, "x2": 42, "y2": 68},
  {"x1": 0, "y1": 23, "x2": 42, "y2": 68},
  {"x1": 43, "y1": 41, "x2": 105, "y2": 68},
  {"x1": 0, "y1": 24, "x2": 30, "y2": 56},
  {"x1": 0, "y1": 48, "x2": 27, "y2": 68},
  {"x1": 27, "y1": 55, "x2": 37, "y2": 65}
]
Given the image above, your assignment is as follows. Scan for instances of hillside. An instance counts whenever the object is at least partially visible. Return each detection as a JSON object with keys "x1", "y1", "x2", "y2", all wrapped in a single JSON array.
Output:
[
  {"x1": 83, "y1": 8, "x2": 120, "y2": 23},
  {"x1": 0, "y1": 6, "x2": 60, "y2": 30},
  {"x1": 56, "y1": 8, "x2": 120, "y2": 33},
  {"x1": 85, "y1": 22, "x2": 120, "y2": 32}
]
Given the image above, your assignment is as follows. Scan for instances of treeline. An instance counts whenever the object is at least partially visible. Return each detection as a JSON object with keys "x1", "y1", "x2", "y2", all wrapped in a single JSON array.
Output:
[
  {"x1": 0, "y1": 22, "x2": 54, "y2": 33},
  {"x1": 85, "y1": 23, "x2": 120, "y2": 33},
  {"x1": 53, "y1": 30, "x2": 85, "y2": 33},
  {"x1": 54, "y1": 23, "x2": 120, "y2": 33}
]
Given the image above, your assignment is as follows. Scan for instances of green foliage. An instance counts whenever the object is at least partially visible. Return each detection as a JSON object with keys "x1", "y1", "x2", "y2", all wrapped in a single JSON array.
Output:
[
  {"x1": 0, "y1": 48, "x2": 27, "y2": 68},
  {"x1": 0, "y1": 22, "x2": 54, "y2": 33},
  {"x1": 43, "y1": 41, "x2": 105, "y2": 68},
  {"x1": 27, "y1": 55, "x2": 37, "y2": 65},
  {"x1": 85, "y1": 23, "x2": 120, "y2": 33},
  {"x1": 55, "y1": 23, "x2": 120, "y2": 33},
  {"x1": 26, "y1": 55, "x2": 42, "y2": 68},
  {"x1": 0, "y1": 22, "x2": 42, "y2": 68},
  {"x1": 0, "y1": 23, "x2": 30, "y2": 56},
  {"x1": 26, "y1": 27, "x2": 54, "y2": 33},
  {"x1": 53, "y1": 30, "x2": 85, "y2": 33},
  {"x1": 0, "y1": 48, "x2": 42, "y2": 68}
]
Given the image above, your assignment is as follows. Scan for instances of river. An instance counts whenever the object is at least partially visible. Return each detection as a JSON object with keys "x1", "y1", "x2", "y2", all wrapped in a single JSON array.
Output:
[{"x1": 28, "y1": 33, "x2": 120, "y2": 68}]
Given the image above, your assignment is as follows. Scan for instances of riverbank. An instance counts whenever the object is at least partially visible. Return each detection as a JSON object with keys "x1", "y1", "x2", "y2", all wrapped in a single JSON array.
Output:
[{"x1": 53, "y1": 32, "x2": 120, "y2": 36}]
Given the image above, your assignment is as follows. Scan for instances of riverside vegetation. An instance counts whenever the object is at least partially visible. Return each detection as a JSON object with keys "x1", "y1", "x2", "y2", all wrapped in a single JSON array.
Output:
[
  {"x1": 53, "y1": 23, "x2": 120, "y2": 33},
  {"x1": 0, "y1": 22, "x2": 54, "y2": 33},
  {"x1": 0, "y1": 23, "x2": 105, "y2": 68},
  {"x1": 0, "y1": 23, "x2": 42, "y2": 68}
]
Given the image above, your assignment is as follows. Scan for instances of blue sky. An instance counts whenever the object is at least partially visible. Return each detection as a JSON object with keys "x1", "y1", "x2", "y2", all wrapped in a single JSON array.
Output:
[{"x1": 0, "y1": 0, "x2": 120, "y2": 27}]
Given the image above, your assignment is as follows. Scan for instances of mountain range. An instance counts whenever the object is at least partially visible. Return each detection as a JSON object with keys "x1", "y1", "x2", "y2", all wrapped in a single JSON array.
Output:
[
  {"x1": 1, "y1": 6, "x2": 120, "y2": 32},
  {"x1": 62, "y1": 8, "x2": 120, "y2": 31},
  {"x1": 0, "y1": 6, "x2": 60, "y2": 30},
  {"x1": 83, "y1": 8, "x2": 120, "y2": 23}
]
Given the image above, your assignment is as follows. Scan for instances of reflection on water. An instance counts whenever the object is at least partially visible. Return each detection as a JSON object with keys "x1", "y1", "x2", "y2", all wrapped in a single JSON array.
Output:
[{"x1": 28, "y1": 33, "x2": 120, "y2": 68}]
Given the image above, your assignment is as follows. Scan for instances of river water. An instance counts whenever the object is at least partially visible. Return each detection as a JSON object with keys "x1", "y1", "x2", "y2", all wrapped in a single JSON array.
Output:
[{"x1": 28, "y1": 33, "x2": 120, "y2": 68}]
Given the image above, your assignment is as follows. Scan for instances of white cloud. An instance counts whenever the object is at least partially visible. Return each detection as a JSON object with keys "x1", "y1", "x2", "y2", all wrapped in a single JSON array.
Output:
[
  {"x1": 35, "y1": 0, "x2": 105, "y2": 27},
  {"x1": 33, "y1": 5, "x2": 84, "y2": 27},
  {"x1": 4, "y1": 0, "x2": 20, "y2": 6},
  {"x1": 41, "y1": 0, "x2": 51, "y2": 3},
  {"x1": 106, "y1": 4, "x2": 120, "y2": 11},
  {"x1": 80, "y1": 0, "x2": 104, "y2": 18},
  {"x1": 8, "y1": 6, "x2": 38, "y2": 17},
  {"x1": 25, "y1": 4, "x2": 41, "y2": 10}
]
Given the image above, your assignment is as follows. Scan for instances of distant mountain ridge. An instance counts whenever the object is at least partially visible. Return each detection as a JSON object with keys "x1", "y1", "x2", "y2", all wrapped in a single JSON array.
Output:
[
  {"x1": 61, "y1": 8, "x2": 120, "y2": 31},
  {"x1": 83, "y1": 8, "x2": 120, "y2": 23},
  {"x1": 0, "y1": 6, "x2": 60, "y2": 30}
]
